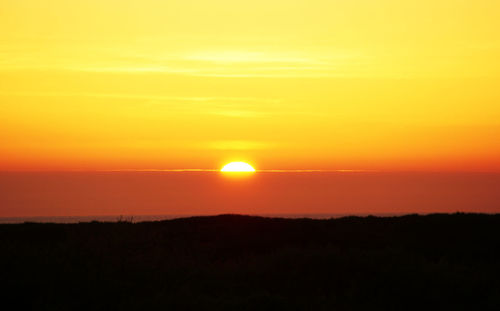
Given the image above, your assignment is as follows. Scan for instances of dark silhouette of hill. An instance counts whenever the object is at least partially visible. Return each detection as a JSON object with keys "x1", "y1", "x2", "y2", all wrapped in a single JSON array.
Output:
[{"x1": 1, "y1": 213, "x2": 499, "y2": 310}]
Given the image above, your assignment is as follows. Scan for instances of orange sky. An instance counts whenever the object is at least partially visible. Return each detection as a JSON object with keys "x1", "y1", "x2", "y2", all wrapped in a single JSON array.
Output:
[
  {"x1": 1, "y1": 172, "x2": 499, "y2": 217},
  {"x1": 1, "y1": 0, "x2": 500, "y2": 171}
]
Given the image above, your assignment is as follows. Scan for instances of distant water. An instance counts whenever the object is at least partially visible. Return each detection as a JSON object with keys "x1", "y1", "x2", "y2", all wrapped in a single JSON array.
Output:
[
  {"x1": 1, "y1": 171, "x2": 499, "y2": 221},
  {"x1": 0, "y1": 213, "x2": 412, "y2": 224},
  {"x1": 0, "y1": 214, "x2": 177, "y2": 224}
]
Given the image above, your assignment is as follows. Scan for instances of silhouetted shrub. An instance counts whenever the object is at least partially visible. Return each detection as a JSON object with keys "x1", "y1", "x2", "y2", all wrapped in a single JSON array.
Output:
[{"x1": 0, "y1": 214, "x2": 499, "y2": 310}]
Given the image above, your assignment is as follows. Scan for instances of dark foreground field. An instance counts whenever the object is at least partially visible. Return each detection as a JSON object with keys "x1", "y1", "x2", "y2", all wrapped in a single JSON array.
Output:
[{"x1": 1, "y1": 214, "x2": 500, "y2": 310}]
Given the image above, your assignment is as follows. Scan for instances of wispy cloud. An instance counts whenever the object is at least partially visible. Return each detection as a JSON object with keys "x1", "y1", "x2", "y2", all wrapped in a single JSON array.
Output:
[
  {"x1": 203, "y1": 140, "x2": 271, "y2": 151},
  {"x1": 0, "y1": 91, "x2": 280, "y2": 104},
  {"x1": 206, "y1": 110, "x2": 269, "y2": 118},
  {"x1": 0, "y1": 42, "x2": 368, "y2": 78},
  {"x1": 76, "y1": 49, "x2": 363, "y2": 78},
  {"x1": 0, "y1": 91, "x2": 279, "y2": 119},
  {"x1": 183, "y1": 51, "x2": 320, "y2": 64}
]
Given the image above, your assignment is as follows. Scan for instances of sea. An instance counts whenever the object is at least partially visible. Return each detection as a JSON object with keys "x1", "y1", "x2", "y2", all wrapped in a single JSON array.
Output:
[{"x1": 1, "y1": 171, "x2": 499, "y2": 223}]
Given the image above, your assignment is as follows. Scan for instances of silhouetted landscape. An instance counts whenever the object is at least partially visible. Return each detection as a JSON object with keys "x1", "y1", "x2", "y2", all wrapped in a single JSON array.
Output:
[{"x1": 1, "y1": 213, "x2": 500, "y2": 310}]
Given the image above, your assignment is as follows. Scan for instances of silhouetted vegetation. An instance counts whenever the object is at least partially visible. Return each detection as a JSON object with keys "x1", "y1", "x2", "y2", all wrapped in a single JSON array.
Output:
[{"x1": 1, "y1": 213, "x2": 500, "y2": 310}]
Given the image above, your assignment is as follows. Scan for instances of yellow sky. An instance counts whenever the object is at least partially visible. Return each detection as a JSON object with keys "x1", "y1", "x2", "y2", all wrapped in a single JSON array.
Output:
[{"x1": 1, "y1": 0, "x2": 500, "y2": 171}]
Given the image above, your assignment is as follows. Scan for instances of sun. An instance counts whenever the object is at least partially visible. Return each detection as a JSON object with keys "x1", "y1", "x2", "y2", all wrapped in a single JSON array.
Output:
[{"x1": 221, "y1": 162, "x2": 256, "y2": 172}]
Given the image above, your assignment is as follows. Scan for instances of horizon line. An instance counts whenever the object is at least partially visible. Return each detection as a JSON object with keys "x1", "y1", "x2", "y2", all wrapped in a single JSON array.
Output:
[
  {"x1": 102, "y1": 169, "x2": 376, "y2": 173},
  {"x1": 1, "y1": 169, "x2": 500, "y2": 173}
]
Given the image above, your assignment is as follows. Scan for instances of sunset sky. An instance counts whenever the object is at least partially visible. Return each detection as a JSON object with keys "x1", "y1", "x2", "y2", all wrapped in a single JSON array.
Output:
[{"x1": 1, "y1": 0, "x2": 500, "y2": 172}]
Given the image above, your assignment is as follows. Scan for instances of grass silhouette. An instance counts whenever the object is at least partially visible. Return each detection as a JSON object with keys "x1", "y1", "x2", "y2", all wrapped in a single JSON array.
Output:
[{"x1": 1, "y1": 213, "x2": 499, "y2": 310}]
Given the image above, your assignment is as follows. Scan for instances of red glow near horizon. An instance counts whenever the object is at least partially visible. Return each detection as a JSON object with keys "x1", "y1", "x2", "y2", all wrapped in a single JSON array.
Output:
[{"x1": 1, "y1": 171, "x2": 499, "y2": 218}]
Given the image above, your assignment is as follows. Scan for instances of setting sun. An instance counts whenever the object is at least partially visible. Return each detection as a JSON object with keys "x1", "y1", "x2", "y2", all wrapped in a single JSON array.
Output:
[
  {"x1": 221, "y1": 162, "x2": 256, "y2": 172},
  {"x1": 2, "y1": 1, "x2": 500, "y2": 307}
]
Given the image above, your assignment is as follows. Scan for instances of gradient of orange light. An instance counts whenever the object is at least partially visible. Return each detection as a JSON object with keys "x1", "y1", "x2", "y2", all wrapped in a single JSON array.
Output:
[{"x1": 1, "y1": 0, "x2": 500, "y2": 171}]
